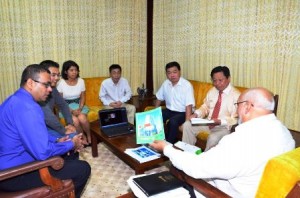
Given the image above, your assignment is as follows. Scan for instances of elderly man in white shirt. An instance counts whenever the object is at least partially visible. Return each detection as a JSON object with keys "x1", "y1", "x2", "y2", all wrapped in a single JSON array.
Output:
[
  {"x1": 150, "y1": 87, "x2": 295, "y2": 198},
  {"x1": 99, "y1": 64, "x2": 136, "y2": 124}
]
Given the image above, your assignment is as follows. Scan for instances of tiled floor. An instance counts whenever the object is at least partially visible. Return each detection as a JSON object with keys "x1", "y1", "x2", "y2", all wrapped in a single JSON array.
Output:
[{"x1": 80, "y1": 143, "x2": 170, "y2": 198}]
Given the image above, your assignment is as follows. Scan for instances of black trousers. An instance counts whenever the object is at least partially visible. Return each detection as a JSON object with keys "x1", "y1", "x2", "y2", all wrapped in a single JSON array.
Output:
[
  {"x1": 162, "y1": 108, "x2": 186, "y2": 143},
  {"x1": 0, "y1": 158, "x2": 91, "y2": 198}
]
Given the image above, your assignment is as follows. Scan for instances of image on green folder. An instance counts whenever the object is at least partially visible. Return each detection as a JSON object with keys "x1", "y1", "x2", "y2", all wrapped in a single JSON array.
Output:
[{"x1": 135, "y1": 107, "x2": 165, "y2": 144}]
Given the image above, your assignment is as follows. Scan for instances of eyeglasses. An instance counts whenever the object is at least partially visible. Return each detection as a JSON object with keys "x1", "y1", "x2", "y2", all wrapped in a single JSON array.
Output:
[
  {"x1": 234, "y1": 100, "x2": 254, "y2": 107},
  {"x1": 32, "y1": 79, "x2": 51, "y2": 88},
  {"x1": 50, "y1": 73, "x2": 61, "y2": 78}
]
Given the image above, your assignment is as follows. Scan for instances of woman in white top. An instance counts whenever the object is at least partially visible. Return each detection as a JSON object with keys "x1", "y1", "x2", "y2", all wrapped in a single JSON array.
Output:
[{"x1": 57, "y1": 60, "x2": 91, "y2": 145}]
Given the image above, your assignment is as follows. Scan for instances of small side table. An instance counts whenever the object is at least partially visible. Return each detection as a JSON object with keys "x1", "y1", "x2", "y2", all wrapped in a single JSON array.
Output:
[{"x1": 128, "y1": 95, "x2": 156, "y2": 112}]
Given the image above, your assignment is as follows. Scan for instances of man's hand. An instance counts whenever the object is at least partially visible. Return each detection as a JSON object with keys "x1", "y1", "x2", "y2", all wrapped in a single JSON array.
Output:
[
  {"x1": 72, "y1": 133, "x2": 84, "y2": 152},
  {"x1": 188, "y1": 113, "x2": 197, "y2": 120},
  {"x1": 211, "y1": 118, "x2": 221, "y2": 125},
  {"x1": 56, "y1": 136, "x2": 70, "y2": 143},
  {"x1": 109, "y1": 101, "x2": 122, "y2": 108},
  {"x1": 65, "y1": 124, "x2": 76, "y2": 134},
  {"x1": 149, "y1": 140, "x2": 168, "y2": 152},
  {"x1": 115, "y1": 101, "x2": 122, "y2": 107}
]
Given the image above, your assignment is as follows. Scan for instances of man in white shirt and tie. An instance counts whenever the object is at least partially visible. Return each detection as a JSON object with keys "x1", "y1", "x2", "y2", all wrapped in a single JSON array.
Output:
[
  {"x1": 182, "y1": 66, "x2": 240, "y2": 151},
  {"x1": 99, "y1": 64, "x2": 136, "y2": 124}
]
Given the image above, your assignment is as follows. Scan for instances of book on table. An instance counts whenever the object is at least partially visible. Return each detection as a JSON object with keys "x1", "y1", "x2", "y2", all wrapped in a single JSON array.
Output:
[
  {"x1": 135, "y1": 107, "x2": 165, "y2": 144},
  {"x1": 124, "y1": 145, "x2": 161, "y2": 163},
  {"x1": 130, "y1": 171, "x2": 188, "y2": 197}
]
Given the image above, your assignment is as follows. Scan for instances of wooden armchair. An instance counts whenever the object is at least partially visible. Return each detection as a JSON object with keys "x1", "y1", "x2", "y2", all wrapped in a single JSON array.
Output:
[{"x1": 0, "y1": 156, "x2": 75, "y2": 198}]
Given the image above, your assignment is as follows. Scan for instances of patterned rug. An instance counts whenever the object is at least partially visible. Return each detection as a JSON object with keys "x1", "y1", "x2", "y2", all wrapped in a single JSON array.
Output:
[{"x1": 80, "y1": 143, "x2": 170, "y2": 198}]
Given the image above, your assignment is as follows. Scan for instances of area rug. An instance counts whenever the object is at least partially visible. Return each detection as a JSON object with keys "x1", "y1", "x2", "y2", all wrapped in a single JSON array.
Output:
[{"x1": 80, "y1": 143, "x2": 170, "y2": 198}]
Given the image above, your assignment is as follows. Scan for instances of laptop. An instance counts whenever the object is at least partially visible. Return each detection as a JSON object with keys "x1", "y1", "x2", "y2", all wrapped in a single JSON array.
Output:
[{"x1": 98, "y1": 107, "x2": 135, "y2": 137}]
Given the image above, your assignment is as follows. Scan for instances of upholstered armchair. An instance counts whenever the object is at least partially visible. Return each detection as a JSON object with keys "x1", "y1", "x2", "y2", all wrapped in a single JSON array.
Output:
[
  {"x1": 170, "y1": 147, "x2": 300, "y2": 198},
  {"x1": 0, "y1": 156, "x2": 75, "y2": 198}
]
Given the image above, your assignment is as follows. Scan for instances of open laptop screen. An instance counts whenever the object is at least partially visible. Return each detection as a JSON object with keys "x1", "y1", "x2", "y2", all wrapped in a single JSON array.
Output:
[{"x1": 98, "y1": 107, "x2": 128, "y2": 128}]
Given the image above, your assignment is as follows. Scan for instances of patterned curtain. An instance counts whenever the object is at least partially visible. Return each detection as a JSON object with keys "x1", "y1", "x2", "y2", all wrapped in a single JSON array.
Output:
[
  {"x1": 153, "y1": 0, "x2": 300, "y2": 130},
  {"x1": 0, "y1": 0, "x2": 147, "y2": 101}
]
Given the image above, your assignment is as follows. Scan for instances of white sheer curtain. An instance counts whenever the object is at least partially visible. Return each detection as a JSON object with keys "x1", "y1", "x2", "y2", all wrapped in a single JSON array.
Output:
[
  {"x1": 153, "y1": 0, "x2": 300, "y2": 130},
  {"x1": 0, "y1": 0, "x2": 147, "y2": 102}
]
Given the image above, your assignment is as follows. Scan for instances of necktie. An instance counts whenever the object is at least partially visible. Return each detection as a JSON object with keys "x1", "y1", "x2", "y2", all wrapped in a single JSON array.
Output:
[{"x1": 209, "y1": 91, "x2": 222, "y2": 129}]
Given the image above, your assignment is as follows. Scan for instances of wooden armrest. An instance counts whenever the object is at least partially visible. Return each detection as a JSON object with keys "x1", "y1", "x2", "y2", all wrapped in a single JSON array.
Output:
[
  {"x1": 286, "y1": 181, "x2": 300, "y2": 198},
  {"x1": 0, "y1": 156, "x2": 64, "y2": 181},
  {"x1": 170, "y1": 166, "x2": 230, "y2": 198}
]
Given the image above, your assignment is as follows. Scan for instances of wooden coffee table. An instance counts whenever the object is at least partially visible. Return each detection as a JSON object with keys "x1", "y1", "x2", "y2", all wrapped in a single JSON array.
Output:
[{"x1": 90, "y1": 120, "x2": 168, "y2": 174}]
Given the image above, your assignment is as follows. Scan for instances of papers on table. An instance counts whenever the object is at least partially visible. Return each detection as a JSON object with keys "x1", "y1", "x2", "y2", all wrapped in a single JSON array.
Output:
[
  {"x1": 191, "y1": 118, "x2": 214, "y2": 125},
  {"x1": 127, "y1": 174, "x2": 190, "y2": 198},
  {"x1": 125, "y1": 145, "x2": 161, "y2": 163}
]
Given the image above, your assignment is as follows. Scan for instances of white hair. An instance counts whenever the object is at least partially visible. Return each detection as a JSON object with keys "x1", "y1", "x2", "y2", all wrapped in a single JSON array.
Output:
[{"x1": 243, "y1": 88, "x2": 275, "y2": 111}]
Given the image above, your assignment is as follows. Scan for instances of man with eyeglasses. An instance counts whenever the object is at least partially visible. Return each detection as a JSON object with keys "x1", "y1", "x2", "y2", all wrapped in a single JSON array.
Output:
[
  {"x1": 150, "y1": 87, "x2": 295, "y2": 197},
  {"x1": 0, "y1": 64, "x2": 91, "y2": 197},
  {"x1": 39, "y1": 60, "x2": 76, "y2": 139},
  {"x1": 182, "y1": 66, "x2": 240, "y2": 151}
]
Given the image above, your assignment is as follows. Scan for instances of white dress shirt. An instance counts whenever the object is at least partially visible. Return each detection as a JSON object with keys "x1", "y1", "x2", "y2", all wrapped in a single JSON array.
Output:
[
  {"x1": 99, "y1": 77, "x2": 132, "y2": 105},
  {"x1": 194, "y1": 84, "x2": 240, "y2": 127},
  {"x1": 156, "y1": 77, "x2": 195, "y2": 112},
  {"x1": 164, "y1": 114, "x2": 295, "y2": 198}
]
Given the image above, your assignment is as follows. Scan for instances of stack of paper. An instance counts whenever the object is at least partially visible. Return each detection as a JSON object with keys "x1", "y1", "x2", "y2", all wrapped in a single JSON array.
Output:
[
  {"x1": 125, "y1": 145, "x2": 161, "y2": 163},
  {"x1": 127, "y1": 173, "x2": 190, "y2": 198},
  {"x1": 191, "y1": 118, "x2": 214, "y2": 124}
]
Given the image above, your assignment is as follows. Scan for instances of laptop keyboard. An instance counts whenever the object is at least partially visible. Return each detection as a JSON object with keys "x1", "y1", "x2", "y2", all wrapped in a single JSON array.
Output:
[{"x1": 103, "y1": 125, "x2": 133, "y2": 137}]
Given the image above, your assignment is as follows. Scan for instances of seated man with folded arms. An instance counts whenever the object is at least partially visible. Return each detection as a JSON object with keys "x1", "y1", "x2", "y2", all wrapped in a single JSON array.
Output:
[
  {"x1": 39, "y1": 60, "x2": 76, "y2": 138},
  {"x1": 182, "y1": 66, "x2": 240, "y2": 151},
  {"x1": 0, "y1": 64, "x2": 91, "y2": 198},
  {"x1": 99, "y1": 64, "x2": 136, "y2": 124},
  {"x1": 155, "y1": 61, "x2": 195, "y2": 143},
  {"x1": 151, "y1": 87, "x2": 295, "y2": 198}
]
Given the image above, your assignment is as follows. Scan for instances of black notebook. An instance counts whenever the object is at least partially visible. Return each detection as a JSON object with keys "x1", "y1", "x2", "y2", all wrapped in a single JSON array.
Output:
[{"x1": 132, "y1": 171, "x2": 184, "y2": 197}]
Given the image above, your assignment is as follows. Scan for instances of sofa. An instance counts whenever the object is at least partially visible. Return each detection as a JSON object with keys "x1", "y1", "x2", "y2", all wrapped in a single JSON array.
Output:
[
  {"x1": 59, "y1": 77, "x2": 108, "y2": 125},
  {"x1": 83, "y1": 77, "x2": 109, "y2": 122}
]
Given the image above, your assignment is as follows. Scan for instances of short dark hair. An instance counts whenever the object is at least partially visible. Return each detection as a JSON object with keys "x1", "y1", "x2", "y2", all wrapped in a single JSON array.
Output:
[
  {"x1": 61, "y1": 60, "x2": 80, "y2": 80},
  {"x1": 20, "y1": 64, "x2": 50, "y2": 87},
  {"x1": 109, "y1": 64, "x2": 122, "y2": 73},
  {"x1": 40, "y1": 60, "x2": 59, "y2": 70},
  {"x1": 165, "y1": 61, "x2": 181, "y2": 72},
  {"x1": 210, "y1": 66, "x2": 230, "y2": 79}
]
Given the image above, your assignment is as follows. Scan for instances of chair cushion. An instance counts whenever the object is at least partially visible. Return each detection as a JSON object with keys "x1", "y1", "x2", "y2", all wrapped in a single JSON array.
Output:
[
  {"x1": 256, "y1": 147, "x2": 300, "y2": 197},
  {"x1": 84, "y1": 77, "x2": 108, "y2": 107}
]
